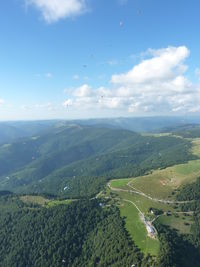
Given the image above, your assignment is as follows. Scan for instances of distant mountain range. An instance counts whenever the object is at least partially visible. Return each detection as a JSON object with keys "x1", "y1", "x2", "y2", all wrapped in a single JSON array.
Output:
[{"x1": 1, "y1": 116, "x2": 200, "y2": 146}]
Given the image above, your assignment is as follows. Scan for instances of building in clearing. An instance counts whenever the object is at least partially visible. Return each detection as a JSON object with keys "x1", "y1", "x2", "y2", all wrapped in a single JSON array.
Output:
[{"x1": 146, "y1": 224, "x2": 155, "y2": 234}]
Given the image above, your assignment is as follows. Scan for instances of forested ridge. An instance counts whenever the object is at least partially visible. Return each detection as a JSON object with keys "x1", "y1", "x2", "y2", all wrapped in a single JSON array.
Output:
[
  {"x1": 0, "y1": 195, "x2": 151, "y2": 267},
  {"x1": 155, "y1": 223, "x2": 200, "y2": 267},
  {"x1": 0, "y1": 125, "x2": 195, "y2": 198}
]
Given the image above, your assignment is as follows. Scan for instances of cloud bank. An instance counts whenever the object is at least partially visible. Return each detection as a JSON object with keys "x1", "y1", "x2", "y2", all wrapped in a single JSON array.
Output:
[
  {"x1": 26, "y1": 0, "x2": 87, "y2": 23},
  {"x1": 63, "y1": 46, "x2": 200, "y2": 115}
]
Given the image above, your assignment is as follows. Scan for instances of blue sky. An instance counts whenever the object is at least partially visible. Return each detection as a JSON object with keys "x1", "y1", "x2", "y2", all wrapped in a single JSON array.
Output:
[{"x1": 0, "y1": 0, "x2": 200, "y2": 120}]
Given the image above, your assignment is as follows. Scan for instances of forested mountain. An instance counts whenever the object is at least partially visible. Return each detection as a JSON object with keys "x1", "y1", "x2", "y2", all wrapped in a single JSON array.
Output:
[
  {"x1": 0, "y1": 124, "x2": 195, "y2": 197},
  {"x1": 0, "y1": 195, "x2": 147, "y2": 267}
]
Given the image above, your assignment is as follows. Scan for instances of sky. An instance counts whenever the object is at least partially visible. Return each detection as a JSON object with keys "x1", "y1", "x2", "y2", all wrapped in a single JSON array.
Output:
[{"x1": 0, "y1": 0, "x2": 200, "y2": 120}]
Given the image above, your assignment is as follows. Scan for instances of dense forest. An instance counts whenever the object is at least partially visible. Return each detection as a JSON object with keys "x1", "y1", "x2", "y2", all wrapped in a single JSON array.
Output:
[
  {"x1": 0, "y1": 194, "x2": 155, "y2": 267},
  {"x1": 176, "y1": 177, "x2": 200, "y2": 201},
  {"x1": 2, "y1": 191, "x2": 200, "y2": 267},
  {"x1": 155, "y1": 223, "x2": 200, "y2": 267}
]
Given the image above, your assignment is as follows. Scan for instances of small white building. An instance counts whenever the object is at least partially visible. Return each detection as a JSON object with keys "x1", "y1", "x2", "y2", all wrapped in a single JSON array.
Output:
[{"x1": 146, "y1": 224, "x2": 155, "y2": 234}]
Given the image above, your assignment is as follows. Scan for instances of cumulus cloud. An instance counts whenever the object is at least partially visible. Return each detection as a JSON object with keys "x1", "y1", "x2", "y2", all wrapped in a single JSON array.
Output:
[
  {"x1": 73, "y1": 84, "x2": 93, "y2": 97},
  {"x1": 0, "y1": 99, "x2": 4, "y2": 105},
  {"x1": 26, "y1": 0, "x2": 87, "y2": 23},
  {"x1": 111, "y1": 46, "x2": 189, "y2": 85},
  {"x1": 63, "y1": 46, "x2": 200, "y2": 115}
]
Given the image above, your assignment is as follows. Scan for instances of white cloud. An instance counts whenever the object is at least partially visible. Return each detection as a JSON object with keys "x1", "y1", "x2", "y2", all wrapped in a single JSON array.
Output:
[
  {"x1": 111, "y1": 46, "x2": 189, "y2": 85},
  {"x1": 73, "y1": 84, "x2": 93, "y2": 97},
  {"x1": 63, "y1": 99, "x2": 73, "y2": 107},
  {"x1": 26, "y1": 0, "x2": 87, "y2": 23},
  {"x1": 62, "y1": 46, "x2": 200, "y2": 115}
]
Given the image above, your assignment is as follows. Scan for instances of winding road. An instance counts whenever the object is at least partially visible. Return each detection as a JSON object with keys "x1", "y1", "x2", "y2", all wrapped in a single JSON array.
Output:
[
  {"x1": 107, "y1": 180, "x2": 194, "y2": 238},
  {"x1": 108, "y1": 182, "x2": 194, "y2": 204}
]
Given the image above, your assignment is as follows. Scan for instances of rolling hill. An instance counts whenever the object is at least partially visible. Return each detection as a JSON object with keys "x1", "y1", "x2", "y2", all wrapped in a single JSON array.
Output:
[{"x1": 0, "y1": 124, "x2": 196, "y2": 197}]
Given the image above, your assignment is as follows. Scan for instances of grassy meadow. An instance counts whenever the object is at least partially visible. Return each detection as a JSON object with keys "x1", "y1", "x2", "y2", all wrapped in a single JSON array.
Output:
[
  {"x1": 106, "y1": 137, "x2": 200, "y2": 256},
  {"x1": 119, "y1": 201, "x2": 160, "y2": 256}
]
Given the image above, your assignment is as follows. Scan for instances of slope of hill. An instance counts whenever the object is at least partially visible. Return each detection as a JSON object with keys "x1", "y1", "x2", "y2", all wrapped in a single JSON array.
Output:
[
  {"x1": 0, "y1": 124, "x2": 196, "y2": 197},
  {"x1": 0, "y1": 196, "x2": 145, "y2": 267}
]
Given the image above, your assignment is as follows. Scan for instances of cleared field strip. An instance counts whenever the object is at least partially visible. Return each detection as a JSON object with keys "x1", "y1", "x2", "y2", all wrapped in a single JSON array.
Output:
[{"x1": 119, "y1": 200, "x2": 160, "y2": 256}]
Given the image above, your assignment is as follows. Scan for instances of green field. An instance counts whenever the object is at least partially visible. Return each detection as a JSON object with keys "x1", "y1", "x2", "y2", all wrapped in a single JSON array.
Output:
[
  {"x1": 20, "y1": 195, "x2": 50, "y2": 206},
  {"x1": 124, "y1": 138, "x2": 200, "y2": 199},
  {"x1": 128, "y1": 159, "x2": 200, "y2": 200},
  {"x1": 106, "y1": 138, "x2": 200, "y2": 256},
  {"x1": 119, "y1": 201, "x2": 160, "y2": 256},
  {"x1": 175, "y1": 160, "x2": 200, "y2": 176},
  {"x1": 191, "y1": 138, "x2": 200, "y2": 157},
  {"x1": 110, "y1": 178, "x2": 132, "y2": 190},
  {"x1": 47, "y1": 199, "x2": 74, "y2": 207},
  {"x1": 114, "y1": 191, "x2": 177, "y2": 214},
  {"x1": 20, "y1": 195, "x2": 74, "y2": 207}
]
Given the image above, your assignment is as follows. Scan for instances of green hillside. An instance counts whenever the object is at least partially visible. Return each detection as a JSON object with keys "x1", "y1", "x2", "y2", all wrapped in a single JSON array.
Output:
[
  {"x1": 0, "y1": 195, "x2": 145, "y2": 267},
  {"x1": 0, "y1": 125, "x2": 195, "y2": 197}
]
